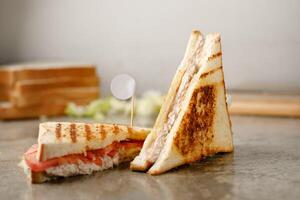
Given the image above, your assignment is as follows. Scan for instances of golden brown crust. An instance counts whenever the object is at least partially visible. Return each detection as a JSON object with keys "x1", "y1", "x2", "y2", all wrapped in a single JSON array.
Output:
[
  {"x1": 70, "y1": 123, "x2": 77, "y2": 143},
  {"x1": 55, "y1": 123, "x2": 62, "y2": 140},
  {"x1": 125, "y1": 126, "x2": 150, "y2": 141},
  {"x1": 130, "y1": 163, "x2": 151, "y2": 172},
  {"x1": 98, "y1": 124, "x2": 107, "y2": 140},
  {"x1": 174, "y1": 84, "x2": 217, "y2": 162},
  {"x1": 130, "y1": 165, "x2": 145, "y2": 171},
  {"x1": 200, "y1": 66, "x2": 222, "y2": 79},
  {"x1": 150, "y1": 32, "x2": 204, "y2": 136},
  {"x1": 30, "y1": 170, "x2": 53, "y2": 183},
  {"x1": 112, "y1": 124, "x2": 120, "y2": 135},
  {"x1": 84, "y1": 124, "x2": 93, "y2": 141},
  {"x1": 208, "y1": 52, "x2": 222, "y2": 61}
]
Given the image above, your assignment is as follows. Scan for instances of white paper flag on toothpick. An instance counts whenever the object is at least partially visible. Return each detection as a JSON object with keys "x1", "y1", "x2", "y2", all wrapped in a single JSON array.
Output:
[{"x1": 110, "y1": 74, "x2": 136, "y2": 126}]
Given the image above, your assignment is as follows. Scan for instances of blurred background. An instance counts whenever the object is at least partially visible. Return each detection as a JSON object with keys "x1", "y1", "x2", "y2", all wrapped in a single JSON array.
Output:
[
  {"x1": 1, "y1": 0, "x2": 299, "y2": 95},
  {"x1": 0, "y1": 0, "x2": 299, "y2": 120}
]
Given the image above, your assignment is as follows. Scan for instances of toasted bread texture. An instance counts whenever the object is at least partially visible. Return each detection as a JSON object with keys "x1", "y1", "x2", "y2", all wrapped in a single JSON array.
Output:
[
  {"x1": 130, "y1": 30, "x2": 204, "y2": 171},
  {"x1": 0, "y1": 62, "x2": 97, "y2": 85},
  {"x1": 37, "y1": 122, "x2": 151, "y2": 161},
  {"x1": 131, "y1": 31, "x2": 233, "y2": 174},
  {"x1": 148, "y1": 34, "x2": 233, "y2": 174}
]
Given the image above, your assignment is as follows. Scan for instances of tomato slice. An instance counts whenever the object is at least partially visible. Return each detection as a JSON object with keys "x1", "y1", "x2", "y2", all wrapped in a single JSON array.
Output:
[
  {"x1": 24, "y1": 145, "x2": 60, "y2": 172},
  {"x1": 107, "y1": 149, "x2": 118, "y2": 157}
]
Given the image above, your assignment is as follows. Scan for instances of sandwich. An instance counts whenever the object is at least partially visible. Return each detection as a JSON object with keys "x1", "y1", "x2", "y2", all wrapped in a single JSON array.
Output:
[
  {"x1": 130, "y1": 30, "x2": 233, "y2": 174},
  {"x1": 20, "y1": 122, "x2": 150, "y2": 183}
]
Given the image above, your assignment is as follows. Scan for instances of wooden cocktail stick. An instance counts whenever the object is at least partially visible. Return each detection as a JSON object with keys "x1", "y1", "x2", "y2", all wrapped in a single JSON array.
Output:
[{"x1": 130, "y1": 95, "x2": 135, "y2": 126}]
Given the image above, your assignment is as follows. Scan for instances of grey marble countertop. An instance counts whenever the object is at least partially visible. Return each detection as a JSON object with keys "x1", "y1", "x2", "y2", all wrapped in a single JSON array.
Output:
[{"x1": 0, "y1": 116, "x2": 299, "y2": 200}]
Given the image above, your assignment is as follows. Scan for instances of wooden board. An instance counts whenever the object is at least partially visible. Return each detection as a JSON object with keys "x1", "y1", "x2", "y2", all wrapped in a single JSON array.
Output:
[{"x1": 229, "y1": 92, "x2": 300, "y2": 117}]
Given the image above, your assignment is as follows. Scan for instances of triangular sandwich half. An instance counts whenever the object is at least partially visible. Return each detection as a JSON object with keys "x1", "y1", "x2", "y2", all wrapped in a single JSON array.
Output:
[
  {"x1": 130, "y1": 30, "x2": 233, "y2": 174},
  {"x1": 20, "y1": 122, "x2": 150, "y2": 183}
]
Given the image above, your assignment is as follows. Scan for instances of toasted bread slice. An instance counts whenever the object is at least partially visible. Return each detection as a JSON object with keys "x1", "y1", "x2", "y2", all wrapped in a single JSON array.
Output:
[
  {"x1": 10, "y1": 87, "x2": 99, "y2": 107},
  {"x1": 148, "y1": 68, "x2": 233, "y2": 174},
  {"x1": 37, "y1": 122, "x2": 151, "y2": 161},
  {"x1": 0, "y1": 62, "x2": 97, "y2": 85},
  {"x1": 130, "y1": 31, "x2": 204, "y2": 171},
  {"x1": 147, "y1": 34, "x2": 233, "y2": 174},
  {"x1": 131, "y1": 32, "x2": 233, "y2": 174}
]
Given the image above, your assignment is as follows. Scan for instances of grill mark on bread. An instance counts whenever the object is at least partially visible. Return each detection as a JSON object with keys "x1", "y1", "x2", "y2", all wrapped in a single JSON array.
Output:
[
  {"x1": 99, "y1": 125, "x2": 106, "y2": 140},
  {"x1": 84, "y1": 124, "x2": 92, "y2": 141},
  {"x1": 70, "y1": 123, "x2": 77, "y2": 143},
  {"x1": 174, "y1": 84, "x2": 216, "y2": 159},
  {"x1": 208, "y1": 52, "x2": 222, "y2": 61},
  {"x1": 200, "y1": 66, "x2": 222, "y2": 79},
  {"x1": 55, "y1": 123, "x2": 62, "y2": 140},
  {"x1": 112, "y1": 124, "x2": 120, "y2": 135}
]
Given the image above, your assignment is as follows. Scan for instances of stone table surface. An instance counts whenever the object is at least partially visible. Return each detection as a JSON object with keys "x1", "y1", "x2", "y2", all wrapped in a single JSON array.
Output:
[{"x1": 0, "y1": 116, "x2": 299, "y2": 200}]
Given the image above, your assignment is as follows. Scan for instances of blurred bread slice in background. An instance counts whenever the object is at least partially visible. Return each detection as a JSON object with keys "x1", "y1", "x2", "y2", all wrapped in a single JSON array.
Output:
[
  {"x1": 11, "y1": 87, "x2": 99, "y2": 107},
  {"x1": 0, "y1": 62, "x2": 100, "y2": 120},
  {"x1": 13, "y1": 76, "x2": 99, "y2": 93},
  {"x1": 0, "y1": 101, "x2": 89, "y2": 120},
  {"x1": 0, "y1": 85, "x2": 10, "y2": 101},
  {"x1": 0, "y1": 62, "x2": 96, "y2": 83},
  {"x1": 0, "y1": 68, "x2": 12, "y2": 101}
]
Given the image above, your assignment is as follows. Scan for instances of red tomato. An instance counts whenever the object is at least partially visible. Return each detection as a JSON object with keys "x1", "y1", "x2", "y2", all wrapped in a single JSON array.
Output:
[
  {"x1": 93, "y1": 157, "x2": 102, "y2": 166},
  {"x1": 86, "y1": 152, "x2": 95, "y2": 160},
  {"x1": 107, "y1": 150, "x2": 117, "y2": 157},
  {"x1": 24, "y1": 145, "x2": 60, "y2": 172}
]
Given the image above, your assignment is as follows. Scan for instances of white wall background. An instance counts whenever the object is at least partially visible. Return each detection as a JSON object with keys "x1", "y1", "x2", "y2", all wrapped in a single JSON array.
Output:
[{"x1": 0, "y1": 0, "x2": 299, "y2": 95}]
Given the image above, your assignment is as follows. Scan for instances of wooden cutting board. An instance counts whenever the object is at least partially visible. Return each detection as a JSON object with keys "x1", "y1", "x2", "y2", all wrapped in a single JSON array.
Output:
[{"x1": 228, "y1": 92, "x2": 300, "y2": 117}]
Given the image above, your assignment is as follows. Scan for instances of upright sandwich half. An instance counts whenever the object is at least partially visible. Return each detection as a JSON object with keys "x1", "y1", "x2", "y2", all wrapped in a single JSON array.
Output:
[
  {"x1": 21, "y1": 122, "x2": 150, "y2": 183},
  {"x1": 130, "y1": 30, "x2": 233, "y2": 174}
]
